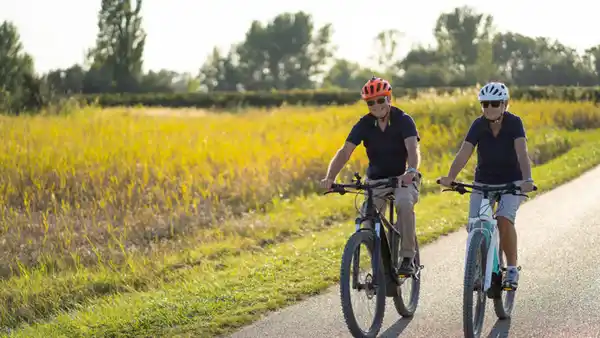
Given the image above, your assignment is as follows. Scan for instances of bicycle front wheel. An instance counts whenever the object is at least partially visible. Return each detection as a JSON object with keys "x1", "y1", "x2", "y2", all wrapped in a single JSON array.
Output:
[
  {"x1": 340, "y1": 230, "x2": 386, "y2": 338},
  {"x1": 493, "y1": 250, "x2": 517, "y2": 319},
  {"x1": 463, "y1": 231, "x2": 487, "y2": 338}
]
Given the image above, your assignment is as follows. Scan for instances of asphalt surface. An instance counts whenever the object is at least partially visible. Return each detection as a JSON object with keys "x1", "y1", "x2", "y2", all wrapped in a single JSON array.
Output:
[{"x1": 229, "y1": 166, "x2": 600, "y2": 338}]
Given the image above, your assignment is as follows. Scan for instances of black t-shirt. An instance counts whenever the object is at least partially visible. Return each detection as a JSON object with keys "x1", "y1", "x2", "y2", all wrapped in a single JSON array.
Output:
[
  {"x1": 346, "y1": 106, "x2": 420, "y2": 179},
  {"x1": 465, "y1": 111, "x2": 526, "y2": 184}
]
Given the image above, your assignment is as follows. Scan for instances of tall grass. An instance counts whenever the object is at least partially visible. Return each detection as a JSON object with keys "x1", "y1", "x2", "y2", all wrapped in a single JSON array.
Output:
[{"x1": 1, "y1": 97, "x2": 599, "y2": 278}]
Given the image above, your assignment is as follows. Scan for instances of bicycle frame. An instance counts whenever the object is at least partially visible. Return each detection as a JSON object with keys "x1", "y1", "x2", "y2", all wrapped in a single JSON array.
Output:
[
  {"x1": 465, "y1": 190, "x2": 501, "y2": 292},
  {"x1": 353, "y1": 185, "x2": 398, "y2": 288}
]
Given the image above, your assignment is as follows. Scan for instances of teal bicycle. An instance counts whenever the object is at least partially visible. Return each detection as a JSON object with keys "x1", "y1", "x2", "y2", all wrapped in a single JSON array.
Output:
[{"x1": 436, "y1": 180, "x2": 537, "y2": 338}]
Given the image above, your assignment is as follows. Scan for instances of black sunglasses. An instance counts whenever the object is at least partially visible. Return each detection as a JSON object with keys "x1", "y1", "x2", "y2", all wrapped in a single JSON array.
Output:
[
  {"x1": 366, "y1": 97, "x2": 387, "y2": 106},
  {"x1": 480, "y1": 101, "x2": 503, "y2": 108}
]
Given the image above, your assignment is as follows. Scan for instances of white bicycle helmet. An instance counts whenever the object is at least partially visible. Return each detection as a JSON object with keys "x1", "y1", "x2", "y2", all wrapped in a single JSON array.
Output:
[{"x1": 478, "y1": 82, "x2": 509, "y2": 101}]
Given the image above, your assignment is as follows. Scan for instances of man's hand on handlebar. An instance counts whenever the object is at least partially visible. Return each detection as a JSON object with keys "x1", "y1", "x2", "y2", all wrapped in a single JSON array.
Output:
[
  {"x1": 320, "y1": 177, "x2": 335, "y2": 190},
  {"x1": 322, "y1": 174, "x2": 399, "y2": 196}
]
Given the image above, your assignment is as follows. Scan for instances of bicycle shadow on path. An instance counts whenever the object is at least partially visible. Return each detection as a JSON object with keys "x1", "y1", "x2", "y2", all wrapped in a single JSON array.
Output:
[
  {"x1": 378, "y1": 317, "x2": 414, "y2": 338},
  {"x1": 487, "y1": 318, "x2": 512, "y2": 338}
]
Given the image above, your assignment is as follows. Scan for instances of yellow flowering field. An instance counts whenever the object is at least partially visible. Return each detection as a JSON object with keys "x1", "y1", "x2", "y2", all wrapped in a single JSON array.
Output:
[{"x1": 0, "y1": 96, "x2": 599, "y2": 276}]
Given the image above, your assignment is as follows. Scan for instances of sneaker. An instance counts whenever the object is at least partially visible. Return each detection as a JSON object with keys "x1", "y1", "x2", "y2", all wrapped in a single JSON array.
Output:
[
  {"x1": 503, "y1": 267, "x2": 519, "y2": 290},
  {"x1": 397, "y1": 257, "x2": 416, "y2": 276}
]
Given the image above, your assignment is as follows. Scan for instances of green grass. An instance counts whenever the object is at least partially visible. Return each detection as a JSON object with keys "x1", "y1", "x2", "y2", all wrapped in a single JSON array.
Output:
[{"x1": 4, "y1": 129, "x2": 600, "y2": 338}]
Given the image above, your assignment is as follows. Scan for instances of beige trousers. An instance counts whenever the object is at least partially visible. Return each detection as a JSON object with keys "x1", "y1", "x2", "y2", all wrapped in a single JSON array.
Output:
[{"x1": 359, "y1": 175, "x2": 421, "y2": 259}]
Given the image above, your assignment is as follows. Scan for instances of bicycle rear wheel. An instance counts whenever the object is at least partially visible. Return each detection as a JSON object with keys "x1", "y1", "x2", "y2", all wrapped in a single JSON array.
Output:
[
  {"x1": 463, "y1": 231, "x2": 487, "y2": 338},
  {"x1": 392, "y1": 236, "x2": 421, "y2": 317},
  {"x1": 340, "y1": 230, "x2": 386, "y2": 338}
]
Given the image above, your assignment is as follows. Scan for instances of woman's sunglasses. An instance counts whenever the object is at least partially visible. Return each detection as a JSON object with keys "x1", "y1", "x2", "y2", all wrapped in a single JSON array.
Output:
[
  {"x1": 480, "y1": 101, "x2": 503, "y2": 108},
  {"x1": 366, "y1": 97, "x2": 387, "y2": 106}
]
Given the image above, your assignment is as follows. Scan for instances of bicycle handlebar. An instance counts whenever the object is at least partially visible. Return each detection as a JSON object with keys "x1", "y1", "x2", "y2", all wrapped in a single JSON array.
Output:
[
  {"x1": 435, "y1": 179, "x2": 537, "y2": 196},
  {"x1": 323, "y1": 174, "x2": 399, "y2": 195}
]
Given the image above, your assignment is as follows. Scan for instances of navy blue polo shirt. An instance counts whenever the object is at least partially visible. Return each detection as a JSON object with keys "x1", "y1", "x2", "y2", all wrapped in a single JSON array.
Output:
[
  {"x1": 346, "y1": 106, "x2": 420, "y2": 180},
  {"x1": 465, "y1": 111, "x2": 526, "y2": 184}
]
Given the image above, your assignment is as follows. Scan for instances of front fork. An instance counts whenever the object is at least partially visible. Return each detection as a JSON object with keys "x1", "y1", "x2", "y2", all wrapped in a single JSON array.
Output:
[
  {"x1": 465, "y1": 219, "x2": 501, "y2": 292},
  {"x1": 351, "y1": 218, "x2": 382, "y2": 289}
]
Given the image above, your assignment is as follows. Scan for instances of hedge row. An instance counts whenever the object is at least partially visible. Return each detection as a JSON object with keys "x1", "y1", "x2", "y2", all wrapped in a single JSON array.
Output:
[{"x1": 75, "y1": 86, "x2": 600, "y2": 109}]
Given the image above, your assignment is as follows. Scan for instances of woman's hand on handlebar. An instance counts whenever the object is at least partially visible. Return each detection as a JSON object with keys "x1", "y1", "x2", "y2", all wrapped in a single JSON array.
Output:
[
  {"x1": 437, "y1": 176, "x2": 454, "y2": 188},
  {"x1": 519, "y1": 180, "x2": 535, "y2": 193}
]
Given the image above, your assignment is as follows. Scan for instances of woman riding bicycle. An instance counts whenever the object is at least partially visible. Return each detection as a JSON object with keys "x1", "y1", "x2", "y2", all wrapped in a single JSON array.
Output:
[{"x1": 438, "y1": 81, "x2": 535, "y2": 290}]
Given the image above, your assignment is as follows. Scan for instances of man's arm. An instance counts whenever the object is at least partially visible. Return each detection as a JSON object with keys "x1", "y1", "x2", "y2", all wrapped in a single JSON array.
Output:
[
  {"x1": 404, "y1": 136, "x2": 420, "y2": 171},
  {"x1": 400, "y1": 114, "x2": 420, "y2": 173},
  {"x1": 515, "y1": 137, "x2": 532, "y2": 181},
  {"x1": 325, "y1": 142, "x2": 356, "y2": 180}
]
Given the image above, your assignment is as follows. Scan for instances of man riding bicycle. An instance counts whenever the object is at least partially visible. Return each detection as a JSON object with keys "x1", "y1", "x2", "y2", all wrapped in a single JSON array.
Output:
[
  {"x1": 320, "y1": 76, "x2": 422, "y2": 275},
  {"x1": 438, "y1": 81, "x2": 534, "y2": 290}
]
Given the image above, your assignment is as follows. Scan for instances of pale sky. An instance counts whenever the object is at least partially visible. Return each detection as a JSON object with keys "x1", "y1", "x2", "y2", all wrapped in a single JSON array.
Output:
[{"x1": 1, "y1": 0, "x2": 599, "y2": 75}]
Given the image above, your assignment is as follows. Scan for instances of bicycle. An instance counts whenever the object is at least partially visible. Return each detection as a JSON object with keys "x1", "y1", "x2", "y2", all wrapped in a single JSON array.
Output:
[
  {"x1": 435, "y1": 179, "x2": 537, "y2": 338},
  {"x1": 324, "y1": 172, "x2": 424, "y2": 338}
]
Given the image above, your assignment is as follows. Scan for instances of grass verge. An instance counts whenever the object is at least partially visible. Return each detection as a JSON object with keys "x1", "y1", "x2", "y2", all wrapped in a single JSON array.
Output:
[{"x1": 4, "y1": 130, "x2": 600, "y2": 338}]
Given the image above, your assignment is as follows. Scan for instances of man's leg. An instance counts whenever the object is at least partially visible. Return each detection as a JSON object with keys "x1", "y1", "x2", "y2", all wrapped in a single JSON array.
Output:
[
  {"x1": 395, "y1": 177, "x2": 420, "y2": 274},
  {"x1": 496, "y1": 193, "x2": 525, "y2": 288}
]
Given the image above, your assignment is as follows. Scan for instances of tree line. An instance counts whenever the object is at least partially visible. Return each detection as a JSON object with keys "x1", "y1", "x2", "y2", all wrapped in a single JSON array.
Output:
[{"x1": 2, "y1": 1, "x2": 600, "y2": 113}]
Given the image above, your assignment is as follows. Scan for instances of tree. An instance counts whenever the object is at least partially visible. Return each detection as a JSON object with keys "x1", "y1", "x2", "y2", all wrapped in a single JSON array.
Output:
[
  {"x1": 322, "y1": 59, "x2": 379, "y2": 89},
  {"x1": 87, "y1": 0, "x2": 146, "y2": 93},
  {"x1": 584, "y1": 46, "x2": 600, "y2": 82},
  {"x1": 198, "y1": 46, "x2": 244, "y2": 92},
  {"x1": 44, "y1": 65, "x2": 86, "y2": 95},
  {"x1": 0, "y1": 21, "x2": 43, "y2": 114},
  {"x1": 199, "y1": 11, "x2": 335, "y2": 91},
  {"x1": 372, "y1": 29, "x2": 404, "y2": 73},
  {"x1": 434, "y1": 6, "x2": 494, "y2": 73}
]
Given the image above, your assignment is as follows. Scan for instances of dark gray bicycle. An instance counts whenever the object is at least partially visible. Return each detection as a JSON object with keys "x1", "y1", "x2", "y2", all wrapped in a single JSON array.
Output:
[{"x1": 324, "y1": 172, "x2": 424, "y2": 338}]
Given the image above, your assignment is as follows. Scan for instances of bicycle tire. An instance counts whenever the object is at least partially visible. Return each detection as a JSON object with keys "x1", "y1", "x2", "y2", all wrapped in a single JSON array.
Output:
[
  {"x1": 463, "y1": 231, "x2": 487, "y2": 338},
  {"x1": 392, "y1": 237, "x2": 421, "y2": 317},
  {"x1": 493, "y1": 256, "x2": 516, "y2": 319},
  {"x1": 340, "y1": 230, "x2": 386, "y2": 338}
]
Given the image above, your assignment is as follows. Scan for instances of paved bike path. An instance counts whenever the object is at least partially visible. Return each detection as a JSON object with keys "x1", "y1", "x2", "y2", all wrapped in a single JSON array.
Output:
[{"x1": 229, "y1": 165, "x2": 600, "y2": 338}]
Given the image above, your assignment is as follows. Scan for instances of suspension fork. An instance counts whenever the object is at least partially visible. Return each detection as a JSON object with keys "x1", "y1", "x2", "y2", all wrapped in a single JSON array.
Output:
[
  {"x1": 367, "y1": 188, "x2": 383, "y2": 287},
  {"x1": 352, "y1": 188, "x2": 380, "y2": 289}
]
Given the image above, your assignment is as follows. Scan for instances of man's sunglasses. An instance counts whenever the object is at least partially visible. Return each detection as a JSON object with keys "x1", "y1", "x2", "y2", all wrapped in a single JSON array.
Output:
[
  {"x1": 366, "y1": 97, "x2": 387, "y2": 106},
  {"x1": 480, "y1": 101, "x2": 503, "y2": 108}
]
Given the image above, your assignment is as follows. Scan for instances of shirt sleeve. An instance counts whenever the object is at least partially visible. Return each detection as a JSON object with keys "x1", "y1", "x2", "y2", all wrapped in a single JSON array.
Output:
[
  {"x1": 346, "y1": 119, "x2": 365, "y2": 145},
  {"x1": 400, "y1": 114, "x2": 420, "y2": 141},
  {"x1": 465, "y1": 118, "x2": 481, "y2": 146},
  {"x1": 513, "y1": 116, "x2": 526, "y2": 139}
]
